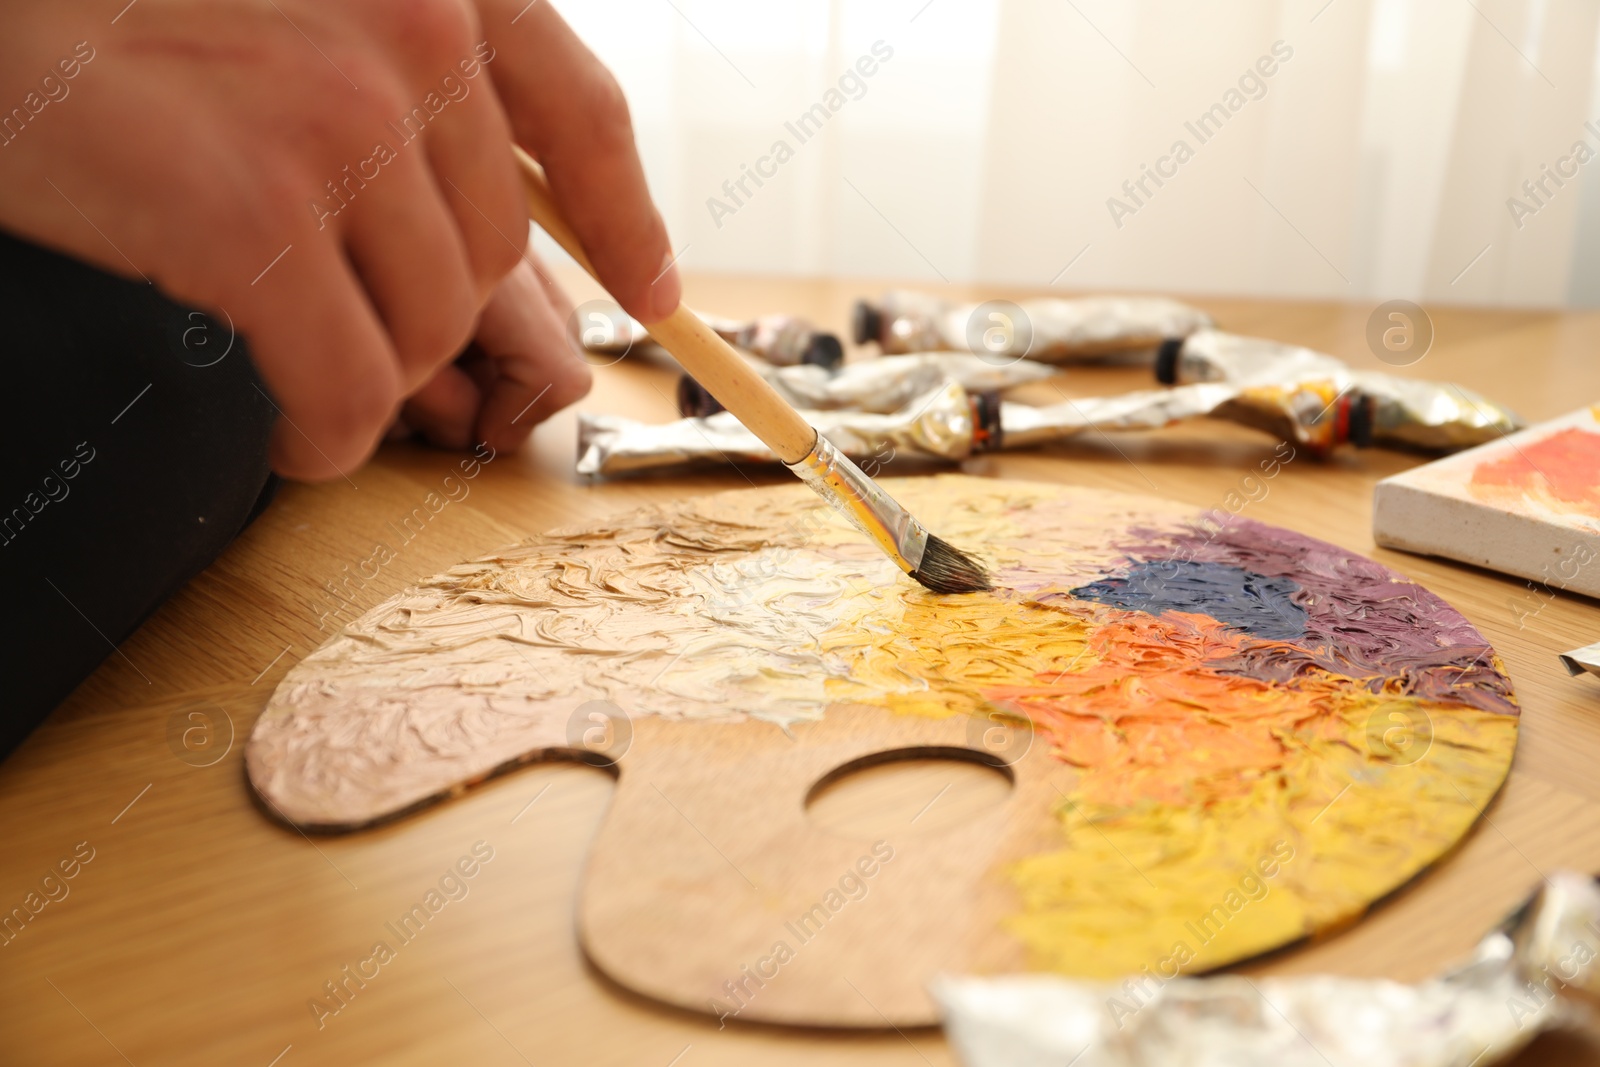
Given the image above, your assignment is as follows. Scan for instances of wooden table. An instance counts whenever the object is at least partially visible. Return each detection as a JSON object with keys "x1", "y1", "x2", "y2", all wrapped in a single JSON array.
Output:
[{"x1": 5, "y1": 272, "x2": 1600, "y2": 1066}]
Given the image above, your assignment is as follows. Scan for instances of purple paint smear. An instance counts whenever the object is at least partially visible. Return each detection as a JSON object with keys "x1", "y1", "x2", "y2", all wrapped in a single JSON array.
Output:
[{"x1": 1115, "y1": 513, "x2": 1517, "y2": 716}]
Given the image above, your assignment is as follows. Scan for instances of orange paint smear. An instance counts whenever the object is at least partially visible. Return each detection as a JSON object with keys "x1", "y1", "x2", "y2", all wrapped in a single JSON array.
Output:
[
  {"x1": 983, "y1": 609, "x2": 1411, "y2": 809},
  {"x1": 1470, "y1": 426, "x2": 1600, "y2": 518}
]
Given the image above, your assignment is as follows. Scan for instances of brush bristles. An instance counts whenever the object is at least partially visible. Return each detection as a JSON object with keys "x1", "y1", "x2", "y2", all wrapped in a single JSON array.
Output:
[{"x1": 909, "y1": 534, "x2": 992, "y2": 594}]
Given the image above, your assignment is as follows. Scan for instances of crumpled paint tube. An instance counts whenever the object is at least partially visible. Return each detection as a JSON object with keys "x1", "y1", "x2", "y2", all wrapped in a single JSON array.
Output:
[
  {"x1": 1000, "y1": 381, "x2": 1366, "y2": 456},
  {"x1": 676, "y1": 352, "x2": 1059, "y2": 417},
  {"x1": 1160, "y1": 329, "x2": 1524, "y2": 452},
  {"x1": 583, "y1": 309, "x2": 843, "y2": 368},
  {"x1": 934, "y1": 870, "x2": 1600, "y2": 1067},
  {"x1": 577, "y1": 379, "x2": 980, "y2": 476},
  {"x1": 1559, "y1": 642, "x2": 1600, "y2": 678},
  {"x1": 853, "y1": 289, "x2": 1213, "y2": 362}
]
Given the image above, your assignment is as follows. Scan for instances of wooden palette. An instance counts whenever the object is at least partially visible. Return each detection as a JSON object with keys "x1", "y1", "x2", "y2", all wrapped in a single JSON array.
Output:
[{"x1": 247, "y1": 475, "x2": 1519, "y2": 1027}]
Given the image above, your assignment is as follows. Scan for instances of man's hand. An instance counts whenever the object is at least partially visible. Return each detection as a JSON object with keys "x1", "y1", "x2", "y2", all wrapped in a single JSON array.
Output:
[
  {"x1": 0, "y1": 0, "x2": 676, "y2": 478},
  {"x1": 399, "y1": 246, "x2": 591, "y2": 455}
]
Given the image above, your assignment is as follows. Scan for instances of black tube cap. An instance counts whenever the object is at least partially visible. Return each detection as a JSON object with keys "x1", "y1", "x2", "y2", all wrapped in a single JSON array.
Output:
[
  {"x1": 852, "y1": 300, "x2": 882, "y2": 347},
  {"x1": 804, "y1": 332, "x2": 844, "y2": 369},
  {"x1": 1154, "y1": 337, "x2": 1184, "y2": 384},
  {"x1": 972, "y1": 391, "x2": 1004, "y2": 452},
  {"x1": 676, "y1": 374, "x2": 724, "y2": 418},
  {"x1": 1347, "y1": 392, "x2": 1376, "y2": 448}
]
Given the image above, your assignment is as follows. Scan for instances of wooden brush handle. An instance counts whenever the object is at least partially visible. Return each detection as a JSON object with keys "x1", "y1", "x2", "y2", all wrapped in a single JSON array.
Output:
[{"x1": 513, "y1": 148, "x2": 819, "y2": 464}]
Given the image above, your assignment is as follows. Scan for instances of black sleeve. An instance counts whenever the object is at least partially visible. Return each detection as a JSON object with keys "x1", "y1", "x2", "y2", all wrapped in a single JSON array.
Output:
[{"x1": 0, "y1": 228, "x2": 278, "y2": 760}]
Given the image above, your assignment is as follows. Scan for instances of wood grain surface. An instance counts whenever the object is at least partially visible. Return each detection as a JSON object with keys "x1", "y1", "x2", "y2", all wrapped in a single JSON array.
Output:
[
  {"x1": 4, "y1": 270, "x2": 1600, "y2": 1066},
  {"x1": 578, "y1": 708, "x2": 1059, "y2": 1028}
]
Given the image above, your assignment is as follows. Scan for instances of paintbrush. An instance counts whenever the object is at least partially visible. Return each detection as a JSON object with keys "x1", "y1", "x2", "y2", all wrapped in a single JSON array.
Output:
[{"x1": 514, "y1": 147, "x2": 988, "y2": 595}]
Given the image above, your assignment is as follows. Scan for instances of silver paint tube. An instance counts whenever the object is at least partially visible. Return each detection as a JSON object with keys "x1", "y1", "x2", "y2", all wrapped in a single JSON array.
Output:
[
  {"x1": 584, "y1": 309, "x2": 843, "y2": 368},
  {"x1": 677, "y1": 352, "x2": 1059, "y2": 417},
  {"x1": 854, "y1": 289, "x2": 1213, "y2": 362},
  {"x1": 1000, "y1": 379, "x2": 1367, "y2": 456},
  {"x1": 936, "y1": 870, "x2": 1600, "y2": 1067},
  {"x1": 1560, "y1": 641, "x2": 1600, "y2": 678},
  {"x1": 1160, "y1": 330, "x2": 1524, "y2": 451},
  {"x1": 577, "y1": 380, "x2": 979, "y2": 476}
]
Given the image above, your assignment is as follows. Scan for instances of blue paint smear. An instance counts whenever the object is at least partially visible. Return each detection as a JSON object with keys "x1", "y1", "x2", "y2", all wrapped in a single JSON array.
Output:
[{"x1": 1070, "y1": 560, "x2": 1307, "y2": 642}]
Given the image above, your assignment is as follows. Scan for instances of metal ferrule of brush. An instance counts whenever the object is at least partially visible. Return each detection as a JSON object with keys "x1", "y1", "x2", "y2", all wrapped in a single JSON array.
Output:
[{"x1": 786, "y1": 433, "x2": 928, "y2": 575}]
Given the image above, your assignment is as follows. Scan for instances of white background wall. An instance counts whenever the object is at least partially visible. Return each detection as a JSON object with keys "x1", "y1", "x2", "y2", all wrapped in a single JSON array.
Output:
[{"x1": 555, "y1": 0, "x2": 1600, "y2": 307}]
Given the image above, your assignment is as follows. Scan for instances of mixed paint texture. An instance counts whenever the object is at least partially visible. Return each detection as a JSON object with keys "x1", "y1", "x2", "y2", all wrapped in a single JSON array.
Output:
[
  {"x1": 251, "y1": 475, "x2": 1517, "y2": 979},
  {"x1": 799, "y1": 479, "x2": 1515, "y2": 975}
]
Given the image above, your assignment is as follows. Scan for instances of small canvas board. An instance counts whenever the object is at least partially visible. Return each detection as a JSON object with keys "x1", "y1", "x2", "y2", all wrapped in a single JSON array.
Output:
[{"x1": 1374, "y1": 405, "x2": 1600, "y2": 601}]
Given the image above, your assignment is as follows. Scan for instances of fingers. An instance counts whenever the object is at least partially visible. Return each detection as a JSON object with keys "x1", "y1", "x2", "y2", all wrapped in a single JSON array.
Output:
[
  {"x1": 399, "y1": 257, "x2": 590, "y2": 454},
  {"x1": 410, "y1": 56, "x2": 526, "y2": 304},
  {"x1": 339, "y1": 144, "x2": 480, "y2": 392},
  {"x1": 242, "y1": 241, "x2": 403, "y2": 480},
  {"x1": 335, "y1": 2, "x2": 524, "y2": 392},
  {"x1": 480, "y1": 1, "x2": 680, "y2": 324},
  {"x1": 346, "y1": 0, "x2": 525, "y2": 304},
  {"x1": 264, "y1": 2, "x2": 633, "y2": 476},
  {"x1": 472, "y1": 257, "x2": 592, "y2": 453},
  {"x1": 400, "y1": 363, "x2": 481, "y2": 450}
]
